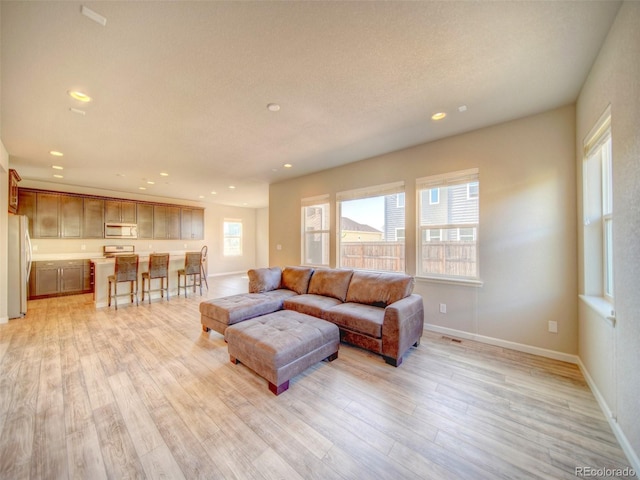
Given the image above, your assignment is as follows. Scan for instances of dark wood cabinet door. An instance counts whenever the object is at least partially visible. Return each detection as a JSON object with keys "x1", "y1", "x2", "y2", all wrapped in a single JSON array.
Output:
[
  {"x1": 137, "y1": 203, "x2": 154, "y2": 239},
  {"x1": 60, "y1": 263, "x2": 83, "y2": 293},
  {"x1": 83, "y1": 198, "x2": 105, "y2": 238},
  {"x1": 181, "y1": 208, "x2": 204, "y2": 239},
  {"x1": 153, "y1": 205, "x2": 167, "y2": 239},
  {"x1": 166, "y1": 206, "x2": 181, "y2": 239},
  {"x1": 35, "y1": 263, "x2": 59, "y2": 296},
  {"x1": 60, "y1": 195, "x2": 83, "y2": 238},
  {"x1": 36, "y1": 193, "x2": 60, "y2": 238},
  {"x1": 121, "y1": 201, "x2": 137, "y2": 223},
  {"x1": 106, "y1": 200, "x2": 137, "y2": 223},
  {"x1": 17, "y1": 190, "x2": 36, "y2": 236}
]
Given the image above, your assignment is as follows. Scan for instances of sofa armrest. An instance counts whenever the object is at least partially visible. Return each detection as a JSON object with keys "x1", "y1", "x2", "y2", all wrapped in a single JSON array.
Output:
[{"x1": 381, "y1": 294, "x2": 424, "y2": 364}]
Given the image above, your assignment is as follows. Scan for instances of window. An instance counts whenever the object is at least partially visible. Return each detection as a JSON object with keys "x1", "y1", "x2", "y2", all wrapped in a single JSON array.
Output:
[
  {"x1": 301, "y1": 195, "x2": 330, "y2": 266},
  {"x1": 337, "y1": 181, "x2": 405, "y2": 273},
  {"x1": 417, "y1": 169, "x2": 479, "y2": 280},
  {"x1": 223, "y1": 220, "x2": 242, "y2": 256},
  {"x1": 429, "y1": 188, "x2": 440, "y2": 205},
  {"x1": 583, "y1": 107, "x2": 613, "y2": 300}
]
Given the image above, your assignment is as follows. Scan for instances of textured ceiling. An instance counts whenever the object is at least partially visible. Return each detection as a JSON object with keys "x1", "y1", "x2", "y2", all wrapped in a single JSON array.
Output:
[{"x1": 1, "y1": 1, "x2": 621, "y2": 207}]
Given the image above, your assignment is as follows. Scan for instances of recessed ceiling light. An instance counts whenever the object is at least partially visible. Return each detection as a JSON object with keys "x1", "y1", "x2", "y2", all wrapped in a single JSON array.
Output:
[
  {"x1": 52, "y1": 165, "x2": 64, "y2": 170},
  {"x1": 458, "y1": 105, "x2": 468, "y2": 113},
  {"x1": 146, "y1": 181, "x2": 155, "y2": 185},
  {"x1": 53, "y1": 174, "x2": 64, "y2": 179},
  {"x1": 211, "y1": 191, "x2": 217, "y2": 195},
  {"x1": 160, "y1": 172, "x2": 169, "y2": 177},
  {"x1": 198, "y1": 195, "x2": 205, "y2": 199},
  {"x1": 267, "y1": 103, "x2": 280, "y2": 112},
  {"x1": 81, "y1": 5, "x2": 107, "y2": 26},
  {"x1": 69, "y1": 108, "x2": 86, "y2": 116},
  {"x1": 283, "y1": 163, "x2": 292, "y2": 168},
  {"x1": 49, "y1": 150, "x2": 64, "y2": 157},
  {"x1": 68, "y1": 90, "x2": 92, "y2": 103},
  {"x1": 138, "y1": 186, "x2": 146, "y2": 190},
  {"x1": 431, "y1": 112, "x2": 447, "y2": 121},
  {"x1": 229, "y1": 185, "x2": 236, "y2": 189},
  {"x1": 116, "y1": 173, "x2": 126, "y2": 177}
]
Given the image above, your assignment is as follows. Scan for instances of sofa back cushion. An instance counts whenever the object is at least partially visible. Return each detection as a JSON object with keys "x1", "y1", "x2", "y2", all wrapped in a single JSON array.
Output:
[
  {"x1": 281, "y1": 266, "x2": 314, "y2": 294},
  {"x1": 248, "y1": 267, "x2": 282, "y2": 293},
  {"x1": 307, "y1": 269, "x2": 353, "y2": 302},
  {"x1": 345, "y1": 271, "x2": 414, "y2": 307}
]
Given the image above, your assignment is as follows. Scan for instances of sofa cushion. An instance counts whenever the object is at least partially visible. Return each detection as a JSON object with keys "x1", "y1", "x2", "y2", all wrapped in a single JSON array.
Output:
[
  {"x1": 323, "y1": 302, "x2": 385, "y2": 339},
  {"x1": 248, "y1": 267, "x2": 282, "y2": 293},
  {"x1": 345, "y1": 271, "x2": 414, "y2": 307},
  {"x1": 284, "y1": 294, "x2": 343, "y2": 318},
  {"x1": 307, "y1": 268, "x2": 353, "y2": 302},
  {"x1": 281, "y1": 266, "x2": 314, "y2": 294}
]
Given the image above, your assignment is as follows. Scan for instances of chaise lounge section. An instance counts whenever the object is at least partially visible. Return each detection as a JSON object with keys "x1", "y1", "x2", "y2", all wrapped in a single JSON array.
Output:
[{"x1": 200, "y1": 266, "x2": 424, "y2": 367}]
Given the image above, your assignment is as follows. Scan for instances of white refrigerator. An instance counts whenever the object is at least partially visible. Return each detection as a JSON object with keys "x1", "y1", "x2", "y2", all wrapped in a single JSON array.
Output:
[{"x1": 8, "y1": 214, "x2": 32, "y2": 319}]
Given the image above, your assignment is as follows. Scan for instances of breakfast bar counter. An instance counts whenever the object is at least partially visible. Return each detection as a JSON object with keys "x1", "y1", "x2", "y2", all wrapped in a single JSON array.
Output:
[{"x1": 93, "y1": 252, "x2": 189, "y2": 308}]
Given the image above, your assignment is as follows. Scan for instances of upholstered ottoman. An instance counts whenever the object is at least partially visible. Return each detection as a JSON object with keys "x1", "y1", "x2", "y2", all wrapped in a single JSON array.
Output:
[
  {"x1": 224, "y1": 310, "x2": 339, "y2": 395},
  {"x1": 200, "y1": 290, "x2": 296, "y2": 335}
]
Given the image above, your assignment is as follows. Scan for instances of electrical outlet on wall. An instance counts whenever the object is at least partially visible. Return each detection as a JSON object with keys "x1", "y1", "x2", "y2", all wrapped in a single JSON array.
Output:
[
  {"x1": 548, "y1": 321, "x2": 558, "y2": 333},
  {"x1": 439, "y1": 303, "x2": 447, "y2": 314}
]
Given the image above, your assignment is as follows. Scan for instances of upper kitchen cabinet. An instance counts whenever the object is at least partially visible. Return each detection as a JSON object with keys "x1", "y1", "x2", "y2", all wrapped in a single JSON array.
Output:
[
  {"x1": 17, "y1": 189, "x2": 36, "y2": 235},
  {"x1": 60, "y1": 195, "x2": 83, "y2": 238},
  {"x1": 136, "y1": 203, "x2": 154, "y2": 239},
  {"x1": 181, "y1": 207, "x2": 204, "y2": 240},
  {"x1": 8, "y1": 169, "x2": 21, "y2": 214},
  {"x1": 153, "y1": 205, "x2": 181, "y2": 239},
  {"x1": 35, "y1": 192, "x2": 61, "y2": 238},
  {"x1": 105, "y1": 200, "x2": 137, "y2": 224},
  {"x1": 83, "y1": 197, "x2": 105, "y2": 238}
]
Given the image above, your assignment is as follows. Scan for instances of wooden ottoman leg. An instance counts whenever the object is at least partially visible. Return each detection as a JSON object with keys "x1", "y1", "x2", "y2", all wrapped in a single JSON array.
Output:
[
  {"x1": 230, "y1": 355, "x2": 238, "y2": 364},
  {"x1": 325, "y1": 352, "x2": 338, "y2": 362},
  {"x1": 202, "y1": 324, "x2": 210, "y2": 332},
  {"x1": 269, "y1": 380, "x2": 289, "y2": 396}
]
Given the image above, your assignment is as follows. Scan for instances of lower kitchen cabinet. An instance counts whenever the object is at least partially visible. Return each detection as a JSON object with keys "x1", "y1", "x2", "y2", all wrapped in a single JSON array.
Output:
[{"x1": 29, "y1": 259, "x2": 93, "y2": 299}]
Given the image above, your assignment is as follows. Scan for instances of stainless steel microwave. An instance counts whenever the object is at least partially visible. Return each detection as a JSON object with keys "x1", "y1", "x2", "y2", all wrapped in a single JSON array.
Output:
[{"x1": 105, "y1": 223, "x2": 138, "y2": 239}]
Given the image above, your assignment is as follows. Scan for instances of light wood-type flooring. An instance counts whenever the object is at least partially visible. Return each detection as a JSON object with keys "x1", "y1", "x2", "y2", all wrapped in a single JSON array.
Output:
[{"x1": 0, "y1": 274, "x2": 635, "y2": 479}]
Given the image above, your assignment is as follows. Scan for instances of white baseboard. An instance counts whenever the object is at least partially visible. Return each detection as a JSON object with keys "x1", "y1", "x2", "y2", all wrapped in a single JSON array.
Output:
[
  {"x1": 0, "y1": 316, "x2": 8, "y2": 324},
  {"x1": 424, "y1": 323, "x2": 639, "y2": 473},
  {"x1": 424, "y1": 324, "x2": 579, "y2": 364},
  {"x1": 208, "y1": 270, "x2": 246, "y2": 278},
  {"x1": 577, "y1": 358, "x2": 640, "y2": 475}
]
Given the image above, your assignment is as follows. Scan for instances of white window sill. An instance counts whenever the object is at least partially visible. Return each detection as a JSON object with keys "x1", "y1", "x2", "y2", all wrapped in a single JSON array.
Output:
[
  {"x1": 416, "y1": 275, "x2": 484, "y2": 288},
  {"x1": 579, "y1": 294, "x2": 616, "y2": 327}
]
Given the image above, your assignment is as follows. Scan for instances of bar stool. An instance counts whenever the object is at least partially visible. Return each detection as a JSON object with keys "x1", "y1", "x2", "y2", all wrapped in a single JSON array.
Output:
[
  {"x1": 141, "y1": 253, "x2": 170, "y2": 304},
  {"x1": 200, "y1": 245, "x2": 209, "y2": 290},
  {"x1": 177, "y1": 251, "x2": 202, "y2": 297},
  {"x1": 108, "y1": 254, "x2": 139, "y2": 310}
]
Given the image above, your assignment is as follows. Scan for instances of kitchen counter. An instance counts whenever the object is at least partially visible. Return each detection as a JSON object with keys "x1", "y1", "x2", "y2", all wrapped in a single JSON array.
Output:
[{"x1": 94, "y1": 251, "x2": 191, "y2": 308}]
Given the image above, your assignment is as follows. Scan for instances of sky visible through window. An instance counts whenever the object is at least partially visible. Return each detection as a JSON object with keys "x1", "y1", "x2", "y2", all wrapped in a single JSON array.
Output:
[{"x1": 341, "y1": 196, "x2": 385, "y2": 231}]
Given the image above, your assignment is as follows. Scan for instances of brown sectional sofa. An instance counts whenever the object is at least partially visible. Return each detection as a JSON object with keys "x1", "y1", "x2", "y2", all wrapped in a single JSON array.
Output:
[{"x1": 200, "y1": 266, "x2": 424, "y2": 366}]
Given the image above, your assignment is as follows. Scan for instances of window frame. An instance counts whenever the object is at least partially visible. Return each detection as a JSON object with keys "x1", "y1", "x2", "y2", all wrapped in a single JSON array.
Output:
[
  {"x1": 301, "y1": 195, "x2": 331, "y2": 267},
  {"x1": 416, "y1": 168, "x2": 480, "y2": 282},
  {"x1": 336, "y1": 181, "x2": 405, "y2": 273},
  {"x1": 223, "y1": 219, "x2": 243, "y2": 257}
]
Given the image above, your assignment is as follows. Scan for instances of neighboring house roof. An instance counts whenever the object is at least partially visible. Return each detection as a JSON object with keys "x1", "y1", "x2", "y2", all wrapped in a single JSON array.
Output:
[{"x1": 341, "y1": 217, "x2": 382, "y2": 233}]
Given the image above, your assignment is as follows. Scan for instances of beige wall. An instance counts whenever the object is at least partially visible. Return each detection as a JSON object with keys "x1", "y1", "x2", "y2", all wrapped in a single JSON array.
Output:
[
  {"x1": 0, "y1": 143, "x2": 8, "y2": 324},
  {"x1": 270, "y1": 104, "x2": 578, "y2": 355},
  {"x1": 576, "y1": 1, "x2": 640, "y2": 469},
  {"x1": 255, "y1": 207, "x2": 269, "y2": 268}
]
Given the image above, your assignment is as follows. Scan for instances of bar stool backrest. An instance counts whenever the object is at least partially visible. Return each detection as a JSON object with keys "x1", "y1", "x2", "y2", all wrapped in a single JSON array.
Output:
[
  {"x1": 115, "y1": 254, "x2": 139, "y2": 282},
  {"x1": 184, "y1": 252, "x2": 202, "y2": 275},
  {"x1": 148, "y1": 253, "x2": 170, "y2": 279}
]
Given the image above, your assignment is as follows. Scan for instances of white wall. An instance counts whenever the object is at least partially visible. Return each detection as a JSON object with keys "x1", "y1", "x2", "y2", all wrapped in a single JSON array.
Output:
[
  {"x1": 576, "y1": 1, "x2": 640, "y2": 470},
  {"x1": 255, "y1": 207, "x2": 269, "y2": 268},
  {"x1": 270, "y1": 104, "x2": 578, "y2": 356},
  {"x1": 0, "y1": 142, "x2": 8, "y2": 324}
]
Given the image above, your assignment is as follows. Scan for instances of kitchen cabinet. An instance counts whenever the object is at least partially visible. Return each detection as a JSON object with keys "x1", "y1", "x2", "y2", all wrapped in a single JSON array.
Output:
[
  {"x1": 105, "y1": 200, "x2": 137, "y2": 224},
  {"x1": 17, "y1": 189, "x2": 36, "y2": 235},
  {"x1": 181, "y1": 207, "x2": 204, "y2": 240},
  {"x1": 153, "y1": 205, "x2": 181, "y2": 239},
  {"x1": 29, "y1": 259, "x2": 92, "y2": 299},
  {"x1": 35, "y1": 192, "x2": 60, "y2": 238},
  {"x1": 60, "y1": 195, "x2": 83, "y2": 238},
  {"x1": 8, "y1": 169, "x2": 21, "y2": 214},
  {"x1": 136, "y1": 203, "x2": 154, "y2": 239},
  {"x1": 83, "y1": 197, "x2": 105, "y2": 238}
]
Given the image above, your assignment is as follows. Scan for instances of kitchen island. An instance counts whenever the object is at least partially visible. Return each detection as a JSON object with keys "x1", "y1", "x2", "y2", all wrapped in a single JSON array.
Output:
[{"x1": 93, "y1": 252, "x2": 190, "y2": 308}]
